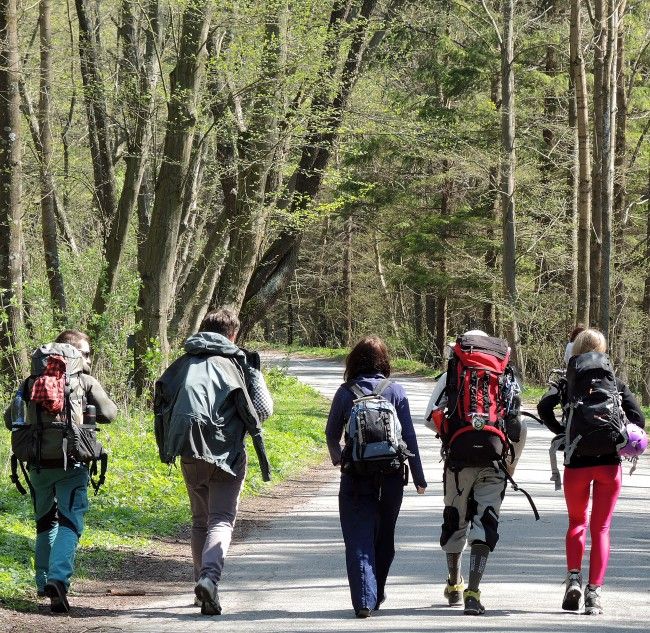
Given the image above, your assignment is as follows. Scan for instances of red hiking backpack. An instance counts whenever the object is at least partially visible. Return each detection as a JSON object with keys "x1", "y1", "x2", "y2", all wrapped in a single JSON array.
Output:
[{"x1": 440, "y1": 334, "x2": 516, "y2": 466}]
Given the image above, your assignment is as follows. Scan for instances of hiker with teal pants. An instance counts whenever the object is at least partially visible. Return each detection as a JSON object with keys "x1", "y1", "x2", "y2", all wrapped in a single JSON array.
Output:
[{"x1": 5, "y1": 329, "x2": 117, "y2": 613}]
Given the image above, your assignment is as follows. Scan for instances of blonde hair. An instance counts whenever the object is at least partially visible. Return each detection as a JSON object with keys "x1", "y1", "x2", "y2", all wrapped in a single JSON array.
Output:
[{"x1": 571, "y1": 328, "x2": 607, "y2": 356}]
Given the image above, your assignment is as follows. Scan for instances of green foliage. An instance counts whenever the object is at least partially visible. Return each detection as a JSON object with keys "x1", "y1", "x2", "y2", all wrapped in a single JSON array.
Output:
[{"x1": 0, "y1": 370, "x2": 328, "y2": 607}]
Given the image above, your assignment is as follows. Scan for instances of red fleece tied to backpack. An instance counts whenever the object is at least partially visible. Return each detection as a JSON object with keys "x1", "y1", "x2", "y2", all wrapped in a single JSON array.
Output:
[{"x1": 31, "y1": 355, "x2": 66, "y2": 414}]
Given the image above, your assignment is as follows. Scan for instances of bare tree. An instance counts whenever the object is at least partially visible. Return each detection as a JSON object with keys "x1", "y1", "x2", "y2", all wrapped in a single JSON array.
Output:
[
  {"x1": 499, "y1": 0, "x2": 524, "y2": 370},
  {"x1": 38, "y1": 0, "x2": 67, "y2": 319},
  {"x1": 135, "y1": 0, "x2": 212, "y2": 388},
  {"x1": 570, "y1": 0, "x2": 591, "y2": 324},
  {"x1": 0, "y1": 0, "x2": 28, "y2": 374}
]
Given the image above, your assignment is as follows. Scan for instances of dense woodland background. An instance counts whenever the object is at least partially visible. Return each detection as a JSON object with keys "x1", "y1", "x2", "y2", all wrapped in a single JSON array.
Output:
[{"x1": 1, "y1": 0, "x2": 649, "y2": 401}]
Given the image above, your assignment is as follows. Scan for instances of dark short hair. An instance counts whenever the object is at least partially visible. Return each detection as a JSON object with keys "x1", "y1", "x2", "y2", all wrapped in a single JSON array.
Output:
[
  {"x1": 569, "y1": 323, "x2": 586, "y2": 343},
  {"x1": 199, "y1": 308, "x2": 240, "y2": 338},
  {"x1": 344, "y1": 336, "x2": 391, "y2": 381},
  {"x1": 55, "y1": 329, "x2": 91, "y2": 349}
]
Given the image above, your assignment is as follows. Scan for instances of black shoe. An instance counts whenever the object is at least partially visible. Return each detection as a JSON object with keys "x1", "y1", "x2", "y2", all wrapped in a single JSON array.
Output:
[
  {"x1": 44, "y1": 580, "x2": 70, "y2": 614},
  {"x1": 195, "y1": 577, "x2": 222, "y2": 616},
  {"x1": 355, "y1": 607, "x2": 371, "y2": 618},
  {"x1": 562, "y1": 571, "x2": 582, "y2": 611},
  {"x1": 463, "y1": 590, "x2": 485, "y2": 615}
]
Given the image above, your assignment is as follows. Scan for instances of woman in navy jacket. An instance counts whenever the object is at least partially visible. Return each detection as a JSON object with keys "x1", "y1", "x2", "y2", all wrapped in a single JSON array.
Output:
[{"x1": 326, "y1": 336, "x2": 427, "y2": 618}]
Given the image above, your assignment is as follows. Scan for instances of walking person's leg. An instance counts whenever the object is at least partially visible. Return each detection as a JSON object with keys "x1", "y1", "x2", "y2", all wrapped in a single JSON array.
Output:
[
  {"x1": 45, "y1": 465, "x2": 90, "y2": 612},
  {"x1": 29, "y1": 469, "x2": 59, "y2": 596},
  {"x1": 181, "y1": 457, "x2": 210, "y2": 583},
  {"x1": 584, "y1": 464, "x2": 622, "y2": 615},
  {"x1": 464, "y1": 467, "x2": 507, "y2": 615},
  {"x1": 339, "y1": 473, "x2": 380, "y2": 617},
  {"x1": 440, "y1": 466, "x2": 475, "y2": 606},
  {"x1": 562, "y1": 466, "x2": 592, "y2": 610},
  {"x1": 374, "y1": 472, "x2": 405, "y2": 608}
]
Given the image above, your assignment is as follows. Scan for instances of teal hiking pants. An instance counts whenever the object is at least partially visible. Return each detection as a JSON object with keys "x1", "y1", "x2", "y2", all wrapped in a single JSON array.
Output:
[{"x1": 29, "y1": 464, "x2": 90, "y2": 591}]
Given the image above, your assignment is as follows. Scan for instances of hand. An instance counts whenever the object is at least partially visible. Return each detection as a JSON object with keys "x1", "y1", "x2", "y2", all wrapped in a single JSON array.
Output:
[{"x1": 416, "y1": 486, "x2": 426, "y2": 495}]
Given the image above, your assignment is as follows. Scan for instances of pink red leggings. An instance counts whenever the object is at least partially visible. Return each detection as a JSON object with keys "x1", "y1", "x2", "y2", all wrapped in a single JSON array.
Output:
[{"x1": 563, "y1": 464, "x2": 622, "y2": 586}]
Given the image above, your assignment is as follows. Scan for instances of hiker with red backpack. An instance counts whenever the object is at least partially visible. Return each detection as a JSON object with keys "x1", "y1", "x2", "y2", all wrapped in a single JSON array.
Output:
[
  {"x1": 326, "y1": 336, "x2": 427, "y2": 618},
  {"x1": 537, "y1": 327, "x2": 647, "y2": 615},
  {"x1": 4, "y1": 330, "x2": 117, "y2": 613},
  {"x1": 426, "y1": 330, "x2": 532, "y2": 615}
]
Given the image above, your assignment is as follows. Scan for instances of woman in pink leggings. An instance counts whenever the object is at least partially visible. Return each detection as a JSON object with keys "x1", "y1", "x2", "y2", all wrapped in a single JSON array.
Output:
[{"x1": 537, "y1": 328, "x2": 646, "y2": 615}]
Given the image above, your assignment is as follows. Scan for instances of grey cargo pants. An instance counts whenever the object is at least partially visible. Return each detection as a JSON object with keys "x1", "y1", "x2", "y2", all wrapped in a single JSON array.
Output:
[
  {"x1": 440, "y1": 464, "x2": 507, "y2": 553},
  {"x1": 181, "y1": 455, "x2": 246, "y2": 584}
]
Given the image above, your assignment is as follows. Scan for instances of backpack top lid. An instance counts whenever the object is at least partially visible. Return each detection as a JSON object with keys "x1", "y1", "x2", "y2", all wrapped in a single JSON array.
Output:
[
  {"x1": 565, "y1": 351, "x2": 616, "y2": 401},
  {"x1": 31, "y1": 343, "x2": 84, "y2": 377},
  {"x1": 453, "y1": 334, "x2": 510, "y2": 370}
]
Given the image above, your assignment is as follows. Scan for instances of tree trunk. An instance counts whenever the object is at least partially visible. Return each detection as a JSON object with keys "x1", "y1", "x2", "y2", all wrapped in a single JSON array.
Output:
[
  {"x1": 598, "y1": 0, "x2": 619, "y2": 336},
  {"x1": 0, "y1": 0, "x2": 28, "y2": 375},
  {"x1": 373, "y1": 229, "x2": 398, "y2": 337},
  {"x1": 568, "y1": 71, "x2": 579, "y2": 320},
  {"x1": 91, "y1": 0, "x2": 159, "y2": 321},
  {"x1": 134, "y1": 0, "x2": 212, "y2": 391},
  {"x1": 642, "y1": 165, "x2": 650, "y2": 405},
  {"x1": 342, "y1": 215, "x2": 353, "y2": 347},
  {"x1": 500, "y1": 0, "x2": 524, "y2": 373},
  {"x1": 571, "y1": 0, "x2": 591, "y2": 324},
  {"x1": 38, "y1": 0, "x2": 67, "y2": 321},
  {"x1": 590, "y1": 0, "x2": 606, "y2": 321},
  {"x1": 75, "y1": 0, "x2": 116, "y2": 230},
  {"x1": 612, "y1": 4, "x2": 627, "y2": 379},
  {"x1": 541, "y1": 0, "x2": 557, "y2": 181}
]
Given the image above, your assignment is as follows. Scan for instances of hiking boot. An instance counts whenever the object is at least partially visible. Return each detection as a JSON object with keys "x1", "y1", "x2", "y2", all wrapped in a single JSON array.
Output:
[
  {"x1": 463, "y1": 589, "x2": 485, "y2": 615},
  {"x1": 194, "y1": 576, "x2": 221, "y2": 616},
  {"x1": 44, "y1": 579, "x2": 70, "y2": 614},
  {"x1": 193, "y1": 596, "x2": 201, "y2": 607},
  {"x1": 561, "y1": 571, "x2": 582, "y2": 611},
  {"x1": 355, "y1": 607, "x2": 371, "y2": 618},
  {"x1": 444, "y1": 577, "x2": 464, "y2": 606},
  {"x1": 584, "y1": 584, "x2": 603, "y2": 615}
]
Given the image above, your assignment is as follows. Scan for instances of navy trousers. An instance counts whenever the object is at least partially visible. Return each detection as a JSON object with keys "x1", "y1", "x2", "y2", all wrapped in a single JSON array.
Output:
[{"x1": 338, "y1": 471, "x2": 404, "y2": 612}]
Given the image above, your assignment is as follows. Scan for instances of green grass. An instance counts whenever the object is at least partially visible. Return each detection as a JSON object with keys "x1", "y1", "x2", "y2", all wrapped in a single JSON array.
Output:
[{"x1": 0, "y1": 369, "x2": 328, "y2": 609}]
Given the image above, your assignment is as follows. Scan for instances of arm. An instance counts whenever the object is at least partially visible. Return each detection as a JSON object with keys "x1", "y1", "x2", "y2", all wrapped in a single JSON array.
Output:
[
  {"x1": 393, "y1": 384, "x2": 427, "y2": 490},
  {"x1": 82, "y1": 375, "x2": 118, "y2": 423},
  {"x1": 325, "y1": 385, "x2": 352, "y2": 466},
  {"x1": 618, "y1": 380, "x2": 646, "y2": 429},
  {"x1": 424, "y1": 373, "x2": 446, "y2": 422},
  {"x1": 247, "y1": 367, "x2": 274, "y2": 422},
  {"x1": 536, "y1": 386, "x2": 564, "y2": 435}
]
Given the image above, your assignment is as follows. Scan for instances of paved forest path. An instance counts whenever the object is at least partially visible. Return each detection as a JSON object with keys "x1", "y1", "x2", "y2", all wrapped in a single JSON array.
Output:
[{"x1": 20, "y1": 355, "x2": 650, "y2": 632}]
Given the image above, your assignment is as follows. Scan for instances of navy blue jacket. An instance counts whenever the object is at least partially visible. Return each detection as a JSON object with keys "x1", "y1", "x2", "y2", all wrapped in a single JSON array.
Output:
[{"x1": 326, "y1": 373, "x2": 427, "y2": 489}]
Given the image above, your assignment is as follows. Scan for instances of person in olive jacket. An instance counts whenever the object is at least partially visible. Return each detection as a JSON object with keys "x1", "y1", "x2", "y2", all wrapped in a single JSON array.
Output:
[{"x1": 326, "y1": 336, "x2": 426, "y2": 618}]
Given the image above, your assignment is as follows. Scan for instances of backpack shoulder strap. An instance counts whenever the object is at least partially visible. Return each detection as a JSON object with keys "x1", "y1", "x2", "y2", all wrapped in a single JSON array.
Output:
[
  {"x1": 373, "y1": 378, "x2": 392, "y2": 397},
  {"x1": 347, "y1": 382, "x2": 366, "y2": 400}
]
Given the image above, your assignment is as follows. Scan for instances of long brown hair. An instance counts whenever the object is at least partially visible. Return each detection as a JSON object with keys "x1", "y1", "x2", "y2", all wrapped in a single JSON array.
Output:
[{"x1": 344, "y1": 336, "x2": 391, "y2": 381}]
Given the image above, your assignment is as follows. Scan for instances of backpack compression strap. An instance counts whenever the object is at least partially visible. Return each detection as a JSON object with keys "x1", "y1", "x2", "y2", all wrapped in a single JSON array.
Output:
[
  {"x1": 10, "y1": 454, "x2": 30, "y2": 496},
  {"x1": 496, "y1": 461, "x2": 540, "y2": 520}
]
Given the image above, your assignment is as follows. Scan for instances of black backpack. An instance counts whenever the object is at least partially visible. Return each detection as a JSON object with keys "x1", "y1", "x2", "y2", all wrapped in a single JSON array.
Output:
[{"x1": 563, "y1": 352, "x2": 627, "y2": 461}]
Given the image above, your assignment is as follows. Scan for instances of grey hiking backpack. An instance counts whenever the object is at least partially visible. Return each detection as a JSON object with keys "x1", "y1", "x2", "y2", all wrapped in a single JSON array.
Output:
[
  {"x1": 342, "y1": 379, "x2": 413, "y2": 476},
  {"x1": 9, "y1": 343, "x2": 107, "y2": 495}
]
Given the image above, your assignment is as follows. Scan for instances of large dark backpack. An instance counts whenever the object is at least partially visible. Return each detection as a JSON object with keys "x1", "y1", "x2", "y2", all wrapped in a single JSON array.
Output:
[
  {"x1": 441, "y1": 334, "x2": 519, "y2": 466},
  {"x1": 9, "y1": 344, "x2": 106, "y2": 494},
  {"x1": 342, "y1": 379, "x2": 413, "y2": 478},
  {"x1": 563, "y1": 352, "x2": 627, "y2": 461}
]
